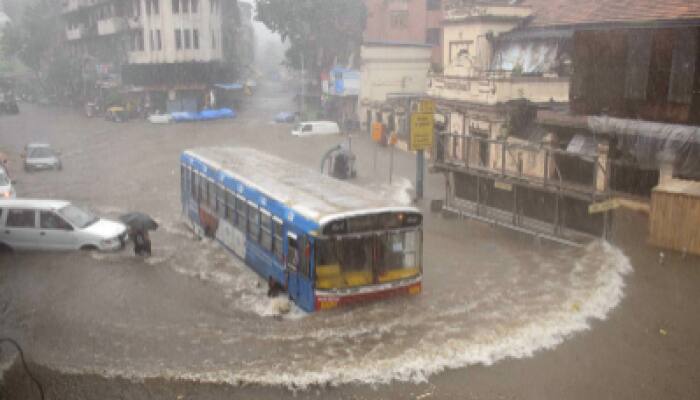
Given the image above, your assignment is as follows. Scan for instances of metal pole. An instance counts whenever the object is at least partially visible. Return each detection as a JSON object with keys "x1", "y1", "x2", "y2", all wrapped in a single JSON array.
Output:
[
  {"x1": 389, "y1": 141, "x2": 395, "y2": 184},
  {"x1": 373, "y1": 143, "x2": 378, "y2": 172},
  {"x1": 417, "y1": 150, "x2": 424, "y2": 201},
  {"x1": 300, "y1": 56, "x2": 305, "y2": 118}
]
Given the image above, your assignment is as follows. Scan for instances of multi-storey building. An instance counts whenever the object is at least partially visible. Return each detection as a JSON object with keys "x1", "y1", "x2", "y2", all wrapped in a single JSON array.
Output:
[
  {"x1": 363, "y1": 0, "x2": 444, "y2": 68},
  {"x1": 62, "y1": 0, "x2": 250, "y2": 113},
  {"x1": 428, "y1": 0, "x2": 700, "y2": 246}
]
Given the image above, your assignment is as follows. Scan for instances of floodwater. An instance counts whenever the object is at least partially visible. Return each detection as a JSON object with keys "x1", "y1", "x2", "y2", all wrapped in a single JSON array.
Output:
[{"x1": 0, "y1": 84, "x2": 633, "y2": 390}]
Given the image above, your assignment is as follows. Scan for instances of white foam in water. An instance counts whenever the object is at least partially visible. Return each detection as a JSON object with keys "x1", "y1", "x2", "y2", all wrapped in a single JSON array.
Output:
[
  {"x1": 0, "y1": 353, "x2": 16, "y2": 383},
  {"x1": 226, "y1": 241, "x2": 633, "y2": 388},
  {"x1": 51, "y1": 240, "x2": 632, "y2": 389}
]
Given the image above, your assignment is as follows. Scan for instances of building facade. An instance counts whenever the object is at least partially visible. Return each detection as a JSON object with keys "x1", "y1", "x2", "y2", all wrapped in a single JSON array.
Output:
[
  {"x1": 429, "y1": 0, "x2": 700, "y2": 245},
  {"x1": 359, "y1": 42, "x2": 433, "y2": 146},
  {"x1": 363, "y1": 0, "x2": 444, "y2": 68},
  {"x1": 428, "y1": 1, "x2": 605, "y2": 244},
  {"x1": 62, "y1": 0, "x2": 250, "y2": 113}
]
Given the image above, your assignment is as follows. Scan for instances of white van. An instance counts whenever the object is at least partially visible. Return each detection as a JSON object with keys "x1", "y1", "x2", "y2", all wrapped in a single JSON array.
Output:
[
  {"x1": 291, "y1": 121, "x2": 341, "y2": 137},
  {"x1": 0, "y1": 199, "x2": 128, "y2": 252}
]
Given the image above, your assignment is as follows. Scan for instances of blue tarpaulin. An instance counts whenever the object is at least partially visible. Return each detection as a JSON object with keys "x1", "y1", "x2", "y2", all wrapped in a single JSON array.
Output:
[
  {"x1": 171, "y1": 108, "x2": 236, "y2": 122},
  {"x1": 214, "y1": 83, "x2": 244, "y2": 91}
]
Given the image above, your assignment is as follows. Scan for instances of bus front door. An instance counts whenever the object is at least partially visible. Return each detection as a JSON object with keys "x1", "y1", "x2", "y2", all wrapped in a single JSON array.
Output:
[{"x1": 286, "y1": 233, "x2": 315, "y2": 311}]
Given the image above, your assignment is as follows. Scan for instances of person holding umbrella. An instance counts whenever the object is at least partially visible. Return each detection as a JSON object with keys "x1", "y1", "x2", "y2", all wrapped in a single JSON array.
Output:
[{"x1": 119, "y1": 212, "x2": 158, "y2": 256}]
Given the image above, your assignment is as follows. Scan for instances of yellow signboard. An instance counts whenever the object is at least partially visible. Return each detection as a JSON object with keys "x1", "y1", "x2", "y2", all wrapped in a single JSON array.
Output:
[
  {"x1": 418, "y1": 99, "x2": 435, "y2": 114},
  {"x1": 494, "y1": 181, "x2": 513, "y2": 191},
  {"x1": 588, "y1": 198, "x2": 620, "y2": 214},
  {"x1": 410, "y1": 113, "x2": 434, "y2": 151}
]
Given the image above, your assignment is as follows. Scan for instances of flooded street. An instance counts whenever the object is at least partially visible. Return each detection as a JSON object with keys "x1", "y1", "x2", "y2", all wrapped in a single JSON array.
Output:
[{"x1": 1, "y1": 85, "x2": 699, "y2": 399}]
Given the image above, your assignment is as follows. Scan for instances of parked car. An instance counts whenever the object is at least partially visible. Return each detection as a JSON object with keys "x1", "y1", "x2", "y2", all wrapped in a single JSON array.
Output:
[
  {"x1": 23, "y1": 143, "x2": 62, "y2": 171},
  {"x1": 291, "y1": 121, "x2": 341, "y2": 136},
  {"x1": 0, "y1": 167, "x2": 15, "y2": 199},
  {"x1": 0, "y1": 199, "x2": 128, "y2": 252}
]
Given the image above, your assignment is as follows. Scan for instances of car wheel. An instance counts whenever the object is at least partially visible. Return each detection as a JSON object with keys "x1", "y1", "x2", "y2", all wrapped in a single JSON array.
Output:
[{"x1": 0, "y1": 243, "x2": 13, "y2": 253}]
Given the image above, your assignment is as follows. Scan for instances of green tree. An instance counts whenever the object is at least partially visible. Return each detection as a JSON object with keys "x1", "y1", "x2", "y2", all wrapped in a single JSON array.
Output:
[
  {"x1": 1, "y1": 0, "x2": 77, "y2": 97},
  {"x1": 255, "y1": 0, "x2": 366, "y2": 75}
]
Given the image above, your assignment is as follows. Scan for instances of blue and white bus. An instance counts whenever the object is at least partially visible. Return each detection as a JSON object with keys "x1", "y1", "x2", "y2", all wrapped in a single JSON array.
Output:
[{"x1": 180, "y1": 147, "x2": 423, "y2": 312}]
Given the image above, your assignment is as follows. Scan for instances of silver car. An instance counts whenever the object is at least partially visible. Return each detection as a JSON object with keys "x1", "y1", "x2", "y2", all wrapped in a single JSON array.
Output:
[{"x1": 23, "y1": 143, "x2": 62, "y2": 171}]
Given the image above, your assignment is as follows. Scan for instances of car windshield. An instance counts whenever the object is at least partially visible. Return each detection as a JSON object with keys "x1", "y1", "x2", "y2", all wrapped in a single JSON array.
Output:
[
  {"x1": 57, "y1": 205, "x2": 98, "y2": 229},
  {"x1": 28, "y1": 147, "x2": 54, "y2": 158}
]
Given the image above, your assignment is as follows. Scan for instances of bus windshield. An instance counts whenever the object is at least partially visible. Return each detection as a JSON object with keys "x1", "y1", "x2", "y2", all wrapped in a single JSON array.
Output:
[{"x1": 315, "y1": 229, "x2": 421, "y2": 289}]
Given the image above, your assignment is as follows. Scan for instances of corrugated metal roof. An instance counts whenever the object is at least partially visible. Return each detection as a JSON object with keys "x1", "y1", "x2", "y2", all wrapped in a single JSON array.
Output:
[{"x1": 522, "y1": 0, "x2": 700, "y2": 28}]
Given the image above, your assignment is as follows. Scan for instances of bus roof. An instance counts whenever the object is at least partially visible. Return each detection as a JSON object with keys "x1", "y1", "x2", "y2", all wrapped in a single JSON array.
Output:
[{"x1": 183, "y1": 147, "x2": 419, "y2": 224}]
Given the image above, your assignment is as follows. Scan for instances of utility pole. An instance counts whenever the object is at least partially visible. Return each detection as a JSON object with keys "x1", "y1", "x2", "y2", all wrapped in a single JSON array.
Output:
[
  {"x1": 300, "y1": 55, "x2": 305, "y2": 118},
  {"x1": 410, "y1": 99, "x2": 435, "y2": 202}
]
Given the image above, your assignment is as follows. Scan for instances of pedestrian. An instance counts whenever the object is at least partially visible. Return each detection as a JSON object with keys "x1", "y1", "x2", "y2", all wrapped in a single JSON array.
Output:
[{"x1": 132, "y1": 229, "x2": 152, "y2": 256}]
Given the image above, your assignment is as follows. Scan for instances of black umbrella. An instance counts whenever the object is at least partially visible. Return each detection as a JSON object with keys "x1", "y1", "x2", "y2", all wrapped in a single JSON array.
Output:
[{"x1": 119, "y1": 212, "x2": 159, "y2": 232}]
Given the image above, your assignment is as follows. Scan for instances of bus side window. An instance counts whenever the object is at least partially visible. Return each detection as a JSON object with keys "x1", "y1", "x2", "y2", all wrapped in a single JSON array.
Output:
[
  {"x1": 225, "y1": 190, "x2": 236, "y2": 223},
  {"x1": 260, "y1": 211, "x2": 272, "y2": 252},
  {"x1": 199, "y1": 175, "x2": 207, "y2": 204},
  {"x1": 235, "y1": 195, "x2": 246, "y2": 231},
  {"x1": 247, "y1": 203, "x2": 260, "y2": 242},
  {"x1": 272, "y1": 218, "x2": 284, "y2": 262},
  {"x1": 208, "y1": 180, "x2": 216, "y2": 210},
  {"x1": 181, "y1": 166, "x2": 187, "y2": 195},
  {"x1": 192, "y1": 172, "x2": 199, "y2": 201},
  {"x1": 287, "y1": 234, "x2": 299, "y2": 271},
  {"x1": 299, "y1": 236, "x2": 311, "y2": 278},
  {"x1": 216, "y1": 184, "x2": 225, "y2": 216}
]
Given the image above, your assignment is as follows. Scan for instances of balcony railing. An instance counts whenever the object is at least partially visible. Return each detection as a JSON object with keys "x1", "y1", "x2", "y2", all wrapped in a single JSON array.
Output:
[{"x1": 433, "y1": 132, "x2": 606, "y2": 199}]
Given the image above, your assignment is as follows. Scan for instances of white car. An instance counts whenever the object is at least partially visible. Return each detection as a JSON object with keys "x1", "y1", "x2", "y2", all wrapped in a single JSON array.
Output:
[
  {"x1": 0, "y1": 167, "x2": 15, "y2": 199},
  {"x1": 23, "y1": 143, "x2": 62, "y2": 171},
  {"x1": 0, "y1": 199, "x2": 127, "y2": 252},
  {"x1": 291, "y1": 121, "x2": 341, "y2": 136}
]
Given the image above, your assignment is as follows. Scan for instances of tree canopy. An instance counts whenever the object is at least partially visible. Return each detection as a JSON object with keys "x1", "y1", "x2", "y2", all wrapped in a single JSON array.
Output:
[
  {"x1": 255, "y1": 0, "x2": 366, "y2": 73},
  {"x1": 1, "y1": 0, "x2": 79, "y2": 97}
]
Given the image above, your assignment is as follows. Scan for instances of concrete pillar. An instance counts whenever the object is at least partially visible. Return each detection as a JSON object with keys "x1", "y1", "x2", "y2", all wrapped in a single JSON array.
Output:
[
  {"x1": 595, "y1": 140, "x2": 610, "y2": 193},
  {"x1": 659, "y1": 162, "x2": 675, "y2": 185}
]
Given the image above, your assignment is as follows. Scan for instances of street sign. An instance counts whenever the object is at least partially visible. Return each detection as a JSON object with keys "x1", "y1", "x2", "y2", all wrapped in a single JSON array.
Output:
[
  {"x1": 588, "y1": 198, "x2": 620, "y2": 214},
  {"x1": 418, "y1": 99, "x2": 435, "y2": 114},
  {"x1": 410, "y1": 113, "x2": 434, "y2": 151}
]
